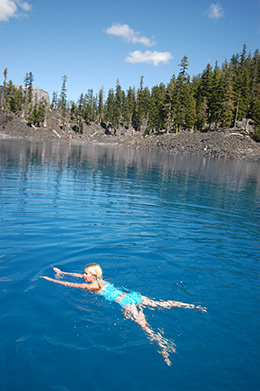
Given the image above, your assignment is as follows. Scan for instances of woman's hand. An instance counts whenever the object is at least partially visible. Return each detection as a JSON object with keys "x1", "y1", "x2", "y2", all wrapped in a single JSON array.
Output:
[{"x1": 53, "y1": 267, "x2": 62, "y2": 274}]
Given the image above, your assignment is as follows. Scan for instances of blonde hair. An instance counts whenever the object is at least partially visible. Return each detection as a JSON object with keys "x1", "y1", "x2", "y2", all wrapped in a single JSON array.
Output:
[{"x1": 85, "y1": 263, "x2": 103, "y2": 281}]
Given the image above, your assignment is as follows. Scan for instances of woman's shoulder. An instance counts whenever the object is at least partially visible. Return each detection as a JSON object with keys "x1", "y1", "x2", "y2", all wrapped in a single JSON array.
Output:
[
  {"x1": 81, "y1": 281, "x2": 104, "y2": 291},
  {"x1": 97, "y1": 279, "x2": 108, "y2": 290}
]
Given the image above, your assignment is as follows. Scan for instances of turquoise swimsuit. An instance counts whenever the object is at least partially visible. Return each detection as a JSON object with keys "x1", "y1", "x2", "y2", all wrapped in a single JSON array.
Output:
[{"x1": 98, "y1": 280, "x2": 142, "y2": 307}]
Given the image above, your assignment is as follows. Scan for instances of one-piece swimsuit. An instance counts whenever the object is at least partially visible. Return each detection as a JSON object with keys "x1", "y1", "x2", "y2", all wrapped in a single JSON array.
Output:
[{"x1": 98, "y1": 280, "x2": 142, "y2": 306}]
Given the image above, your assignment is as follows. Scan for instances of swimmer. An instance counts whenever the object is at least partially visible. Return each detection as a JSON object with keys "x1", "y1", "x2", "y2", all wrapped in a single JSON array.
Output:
[{"x1": 41, "y1": 263, "x2": 206, "y2": 366}]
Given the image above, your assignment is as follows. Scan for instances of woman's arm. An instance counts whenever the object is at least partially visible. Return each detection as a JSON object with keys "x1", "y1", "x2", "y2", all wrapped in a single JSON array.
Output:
[
  {"x1": 53, "y1": 267, "x2": 84, "y2": 279},
  {"x1": 40, "y1": 276, "x2": 99, "y2": 290}
]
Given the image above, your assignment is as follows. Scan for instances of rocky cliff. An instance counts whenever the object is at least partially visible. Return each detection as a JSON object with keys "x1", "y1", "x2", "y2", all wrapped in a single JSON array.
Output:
[{"x1": 0, "y1": 86, "x2": 50, "y2": 106}]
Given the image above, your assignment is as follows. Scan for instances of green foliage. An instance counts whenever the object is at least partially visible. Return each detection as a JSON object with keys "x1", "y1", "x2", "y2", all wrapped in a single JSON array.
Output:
[
  {"x1": 59, "y1": 75, "x2": 67, "y2": 128},
  {"x1": 105, "y1": 88, "x2": 115, "y2": 124},
  {"x1": 97, "y1": 87, "x2": 104, "y2": 124},
  {"x1": 2, "y1": 67, "x2": 8, "y2": 110},
  {"x1": 124, "y1": 86, "x2": 135, "y2": 125},
  {"x1": 23, "y1": 71, "x2": 34, "y2": 119},
  {"x1": 83, "y1": 89, "x2": 97, "y2": 123},
  {"x1": 27, "y1": 98, "x2": 47, "y2": 127},
  {"x1": 163, "y1": 76, "x2": 175, "y2": 132},
  {"x1": 1, "y1": 44, "x2": 259, "y2": 140},
  {"x1": 63, "y1": 45, "x2": 260, "y2": 137},
  {"x1": 219, "y1": 63, "x2": 235, "y2": 128},
  {"x1": 252, "y1": 86, "x2": 260, "y2": 141},
  {"x1": 51, "y1": 91, "x2": 58, "y2": 110},
  {"x1": 133, "y1": 77, "x2": 150, "y2": 131},
  {"x1": 147, "y1": 83, "x2": 166, "y2": 132},
  {"x1": 113, "y1": 79, "x2": 123, "y2": 132},
  {"x1": 178, "y1": 55, "x2": 189, "y2": 76},
  {"x1": 69, "y1": 100, "x2": 83, "y2": 133},
  {"x1": 5, "y1": 82, "x2": 24, "y2": 115}
]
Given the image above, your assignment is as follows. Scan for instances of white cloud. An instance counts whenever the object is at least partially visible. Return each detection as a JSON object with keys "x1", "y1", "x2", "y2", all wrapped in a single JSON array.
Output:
[
  {"x1": 205, "y1": 3, "x2": 224, "y2": 20},
  {"x1": 17, "y1": 1, "x2": 32, "y2": 12},
  {"x1": 125, "y1": 50, "x2": 173, "y2": 66},
  {"x1": 0, "y1": 0, "x2": 32, "y2": 22},
  {"x1": 105, "y1": 23, "x2": 155, "y2": 47}
]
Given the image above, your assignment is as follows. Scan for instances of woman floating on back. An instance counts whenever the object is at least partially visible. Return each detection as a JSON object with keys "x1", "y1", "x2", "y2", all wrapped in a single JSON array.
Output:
[{"x1": 41, "y1": 263, "x2": 206, "y2": 366}]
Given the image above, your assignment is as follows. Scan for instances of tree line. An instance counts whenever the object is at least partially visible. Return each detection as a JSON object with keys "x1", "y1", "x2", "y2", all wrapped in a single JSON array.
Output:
[{"x1": 1, "y1": 44, "x2": 260, "y2": 140}]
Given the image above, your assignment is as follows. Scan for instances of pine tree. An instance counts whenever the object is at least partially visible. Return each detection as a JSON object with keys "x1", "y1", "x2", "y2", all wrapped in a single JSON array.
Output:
[
  {"x1": 200, "y1": 63, "x2": 213, "y2": 127},
  {"x1": 78, "y1": 93, "x2": 84, "y2": 118},
  {"x1": 27, "y1": 103, "x2": 38, "y2": 126},
  {"x1": 184, "y1": 82, "x2": 196, "y2": 130},
  {"x1": 113, "y1": 79, "x2": 123, "y2": 133},
  {"x1": 24, "y1": 72, "x2": 29, "y2": 117},
  {"x1": 124, "y1": 86, "x2": 136, "y2": 126},
  {"x1": 219, "y1": 61, "x2": 235, "y2": 128},
  {"x1": 196, "y1": 96, "x2": 208, "y2": 131},
  {"x1": 28, "y1": 72, "x2": 34, "y2": 107},
  {"x1": 105, "y1": 88, "x2": 115, "y2": 124},
  {"x1": 133, "y1": 76, "x2": 150, "y2": 131},
  {"x1": 97, "y1": 87, "x2": 104, "y2": 124},
  {"x1": 121, "y1": 90, "x2": 127, "y2": 126},
  {"x1": 23, "y1": 72, "x2": 34, "y2": 119},
  {"x1": 83, "y1": 89, "x2": 96, "y2": 123},
  {"x1": 210, "y1": 63, "x2": 224, "y2": 129},
  {"x1": 230, "y1": 53, "x2": 239, "y2": 69},
  {"x1": 27, "y1": 98, "x2": 46, "y2": 127},
  {"x1": 174, "y1": 57, "x2": 193, "y2": 131},
  {"x1": 51, "y1": 91, "x2": 58, "y2": 110},
  {"x1": 59, "y1": 75, "x2": 67, "y2": 128},
  {"x1": 75, "y1": 93, "x2": 84, "y2": 132},
  {"x1": 233, "y1": 44, "x2": 251, "y2": 124},
  {"x1": 163, "y1": 75, "x2": 175, "y2": 132},
  {"x1": 37, "y1": 98, "x2": 47, "y2": 126},
  {"x1": 10, "y1": 86, "x2": 24, "y2": 115},
  {"x1": 148, "y1": 83, "x2": 166, "y2": 132},
  {"x1": 193, "y1": 75, "x2": 207, "y2": 131},
  {"x1": 248, "y1": 49, "x2": 260, "y2": 119},
  {"x1": 5, "y1": 81, "x2": 24, "y2": 115},
  {"x1": 173, "y1": 74, "x2": 184, "y2": 131},
  {"x1": 179, "y1": 55, "x2": 189, "y2": 76},
  {"x1": 252, "y1": 84, "x2": 260, "y2": 141},
  {"x1": 2, "y1": 67, "x2": 8, "y2": 111},
  {"x1": 70, "y1": 101, "x2": 77, "y2": 121},
  {"x1": 5, "y1": 80, "x2": 14, "y2": 112}
]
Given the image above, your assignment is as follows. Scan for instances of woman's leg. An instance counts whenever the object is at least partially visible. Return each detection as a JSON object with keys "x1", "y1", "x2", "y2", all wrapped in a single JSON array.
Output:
[
  {"x1": 123, "y1": 304, "x2": 175, "y2": 366},
  {"x1": 141, "y1": 296, "x2": 206, "y2": 311}
]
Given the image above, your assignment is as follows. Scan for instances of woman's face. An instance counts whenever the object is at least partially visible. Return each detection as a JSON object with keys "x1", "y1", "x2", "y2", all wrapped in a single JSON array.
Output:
[{"x1": 83, "y1": 269, "x2": 95, "y2": 282}]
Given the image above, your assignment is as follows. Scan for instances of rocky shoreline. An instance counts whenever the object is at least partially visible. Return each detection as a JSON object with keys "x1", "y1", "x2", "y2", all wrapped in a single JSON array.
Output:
[{"x1": 0, "y1": 111, "x2": 259, "y2": 162}]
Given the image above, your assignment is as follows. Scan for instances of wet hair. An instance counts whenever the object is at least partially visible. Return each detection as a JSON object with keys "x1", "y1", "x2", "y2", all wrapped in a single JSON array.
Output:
[{"x1": 85, "y1": 263, "x2": 103, "y2": 281}]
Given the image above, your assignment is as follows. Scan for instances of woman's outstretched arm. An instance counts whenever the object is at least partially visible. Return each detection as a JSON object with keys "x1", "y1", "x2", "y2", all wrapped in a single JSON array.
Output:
[
  {"x1": 53, "y1": 267, "x2": 84, "y2": 279},
  {"x1": 40, "y1": 276, "x2": 99, "y2": 290}
]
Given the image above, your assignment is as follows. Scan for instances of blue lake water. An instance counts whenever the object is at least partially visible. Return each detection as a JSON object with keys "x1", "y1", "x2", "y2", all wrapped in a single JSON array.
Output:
[{"x1": 0, "y1": 138, "x2": 259, "y2": 391}]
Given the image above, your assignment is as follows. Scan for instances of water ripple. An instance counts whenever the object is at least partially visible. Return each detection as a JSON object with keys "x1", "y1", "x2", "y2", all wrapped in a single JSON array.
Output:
[{"x1": 0, "y1": 140, "x2": 260, "y2": 390}]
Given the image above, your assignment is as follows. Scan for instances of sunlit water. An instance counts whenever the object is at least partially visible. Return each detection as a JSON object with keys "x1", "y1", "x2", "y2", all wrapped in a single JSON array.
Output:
[{"x1": 0, "y1": 139, "x2": 259, "y2": 391}]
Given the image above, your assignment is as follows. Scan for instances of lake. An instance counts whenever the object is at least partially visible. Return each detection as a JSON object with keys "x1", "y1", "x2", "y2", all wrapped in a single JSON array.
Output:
[{"x1": 0, "y1": 138, "x2": 259, "y2": 391}]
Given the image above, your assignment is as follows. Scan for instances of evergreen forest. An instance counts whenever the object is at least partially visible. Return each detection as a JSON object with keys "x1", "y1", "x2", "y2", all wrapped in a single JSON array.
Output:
[{"x1": 1, "y1": 44, "x2": 260, "y2": 141}]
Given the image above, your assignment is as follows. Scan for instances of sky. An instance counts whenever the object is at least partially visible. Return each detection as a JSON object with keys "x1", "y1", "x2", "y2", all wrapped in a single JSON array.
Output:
[{"x1": 1, "y1": 0, "x2": 260, "y2": 102}]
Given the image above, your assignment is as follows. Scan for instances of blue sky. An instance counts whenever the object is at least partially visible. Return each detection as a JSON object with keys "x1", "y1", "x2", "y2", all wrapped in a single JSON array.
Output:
[{"x1": 1, "y1": 0, "x2": 260, "y2": 102}]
